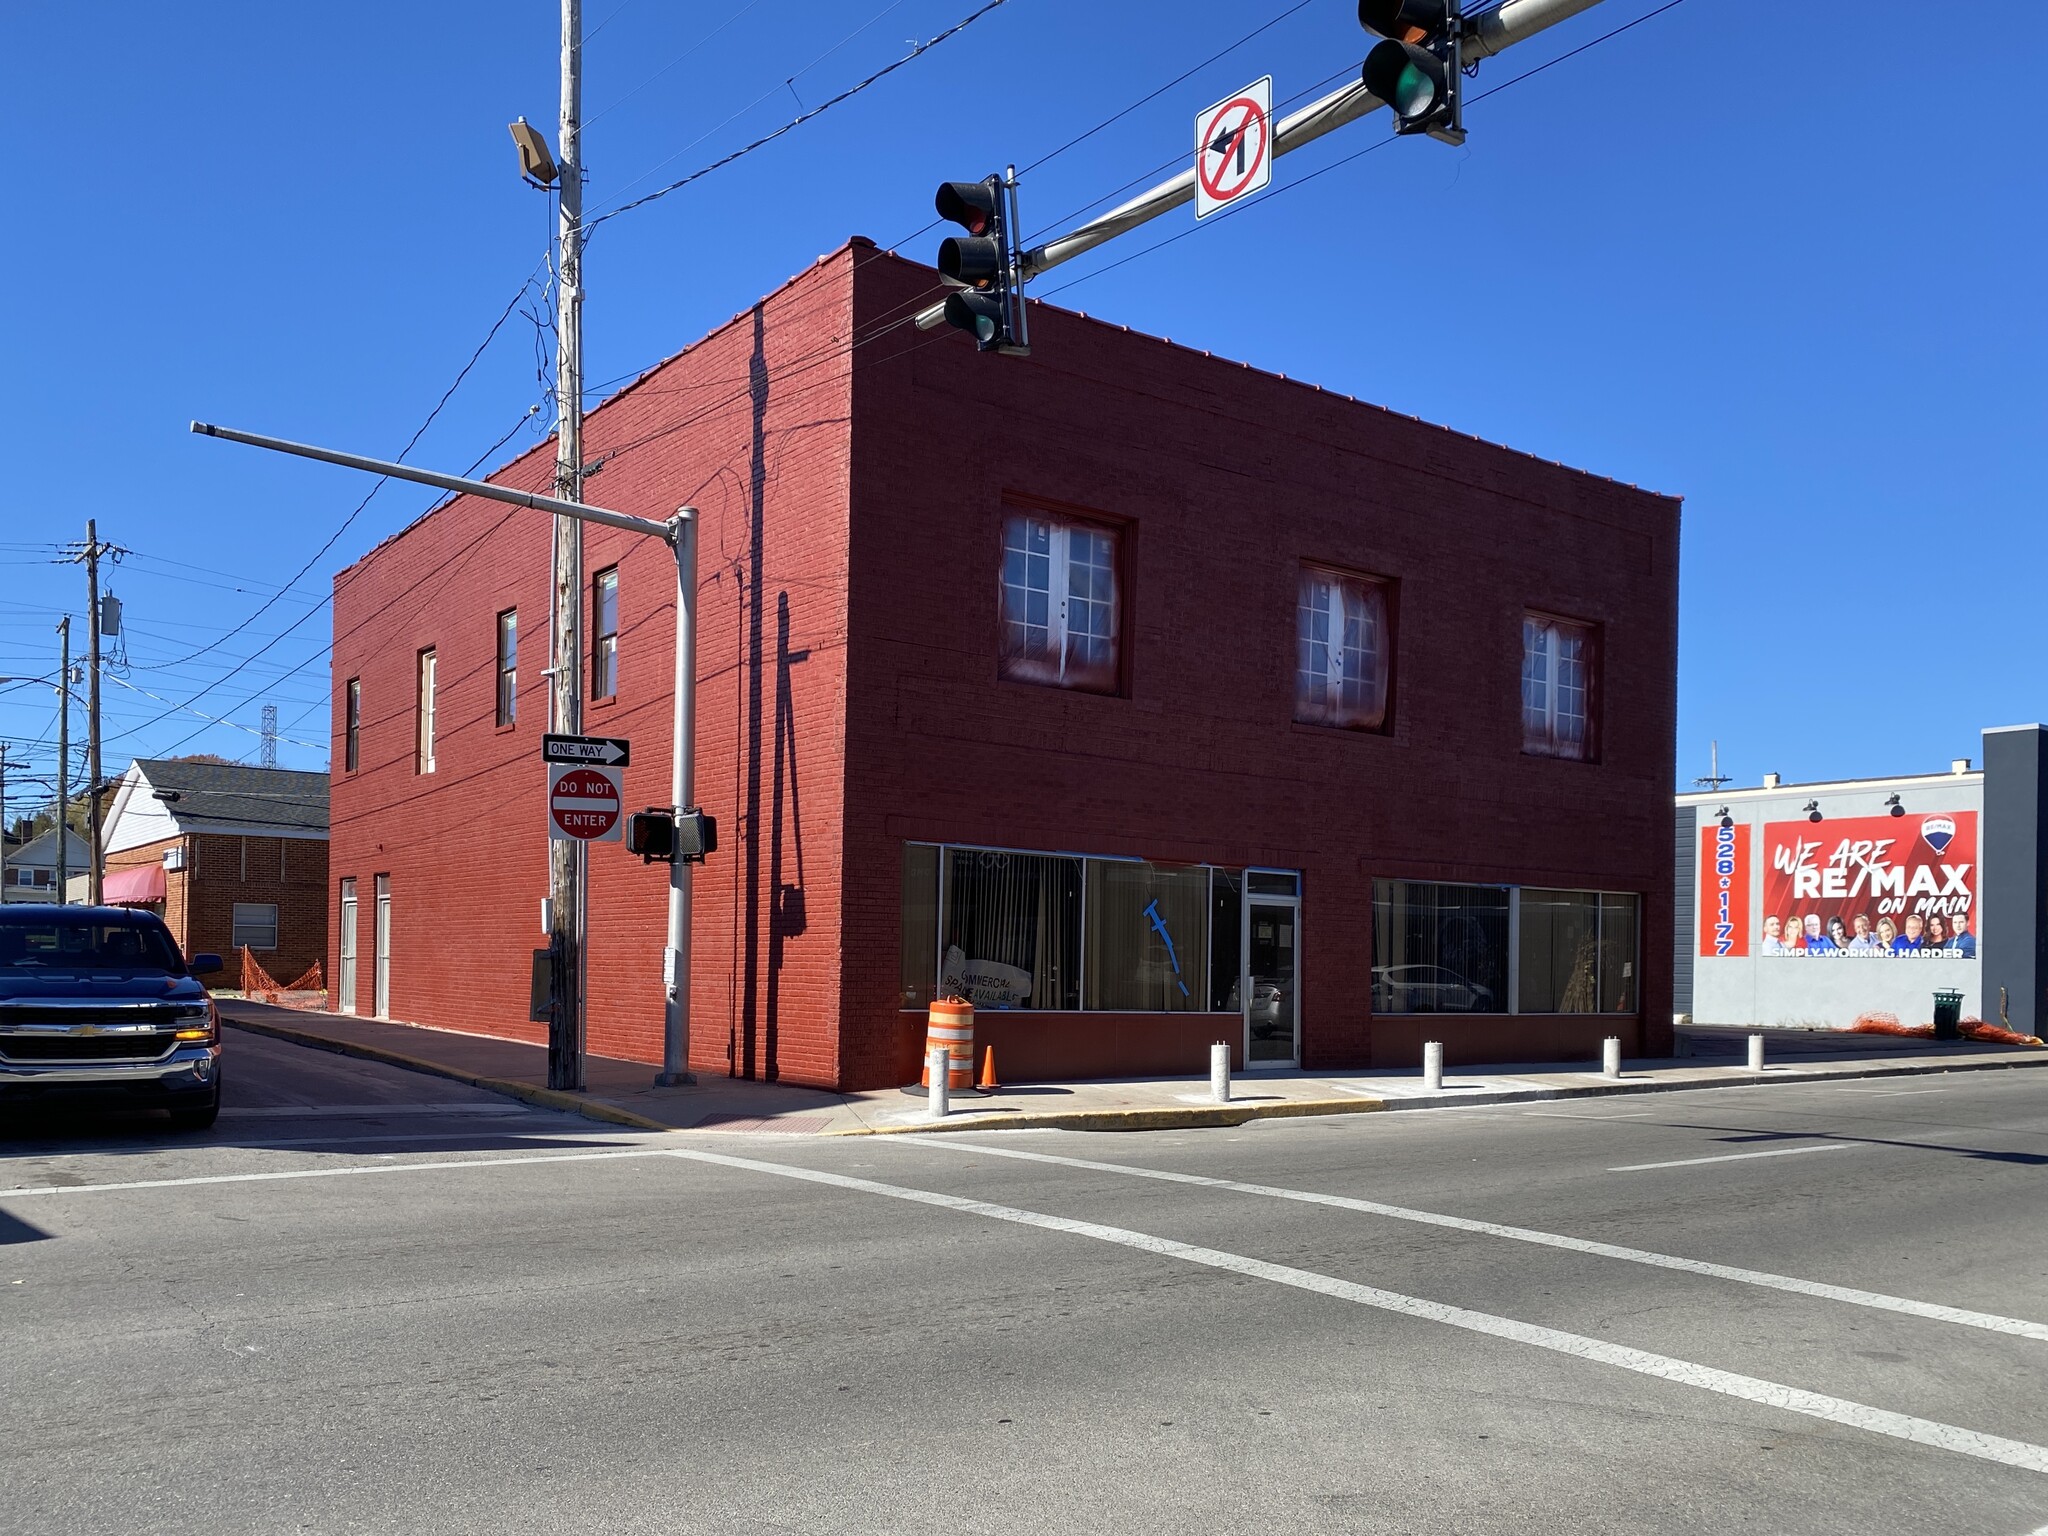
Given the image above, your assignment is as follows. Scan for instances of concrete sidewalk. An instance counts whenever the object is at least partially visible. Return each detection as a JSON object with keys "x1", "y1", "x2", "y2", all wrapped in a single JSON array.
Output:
[{"x1": 218, "y1": 1000, "x2": 2048, "y2": 1137}]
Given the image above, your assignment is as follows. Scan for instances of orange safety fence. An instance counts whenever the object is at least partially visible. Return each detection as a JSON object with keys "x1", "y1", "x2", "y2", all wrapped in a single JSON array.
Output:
[
  {"x1": 238, "y1": 946, "x2": 329, "y2": 1011},
  {"x1": 1848, "y1": 1011, "x2": 2043, "y2": 1048}
]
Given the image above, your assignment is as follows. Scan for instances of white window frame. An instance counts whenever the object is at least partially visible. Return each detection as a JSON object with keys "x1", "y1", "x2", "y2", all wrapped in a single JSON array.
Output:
[
  {"x1": 593, "y1": 568, "x2": 620, "y2": 701},
  {"x1": 1521, "y1": 614, "x2": 1594, "y2": 760},
  {"x1": 417, "y1": 648, "x2": 437, "y2": 773},
  {"x1": 1000, "y1": 513, "x2": 1119, "y2": 691},
  {"x1": 232, "y1": 901, "x2": 280, "y2": 952},
  {"x1": 1296, "y1": 567, "x2": 1389, "y2": 730}
]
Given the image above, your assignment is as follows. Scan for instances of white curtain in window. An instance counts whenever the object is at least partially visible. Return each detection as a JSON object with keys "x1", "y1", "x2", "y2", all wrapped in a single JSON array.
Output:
[
  {"x1": 1296, "y1": 569, "x2": 1388, "y2": 729},
  {"x1": 1521, "y1": 615, "x2": 1596, "y2": 759},
  {"x1": 1000, "y1": 514, "x2": 1118, "y2": 692}
]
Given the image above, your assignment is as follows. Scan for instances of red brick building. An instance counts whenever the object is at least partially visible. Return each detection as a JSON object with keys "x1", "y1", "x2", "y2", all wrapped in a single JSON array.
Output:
[
  {"x1": 101, "y1": 759, "x2": 329, "y2": 981},
  {"x1": 328, "y1": 241, "x2": 1679, "y2": 1090}
]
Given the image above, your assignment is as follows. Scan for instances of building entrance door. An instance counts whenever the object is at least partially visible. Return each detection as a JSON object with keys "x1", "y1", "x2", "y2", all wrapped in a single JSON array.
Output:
[
  {"x1": 338, "y1": 879, "x2": 358, "y2": 1015},
  {"x1": 1245, "y1": 896, "x2": 1299, "y2": 1066},
  {"x1": 372, "y1": 875, "x2": 391, "y2": 1019}
]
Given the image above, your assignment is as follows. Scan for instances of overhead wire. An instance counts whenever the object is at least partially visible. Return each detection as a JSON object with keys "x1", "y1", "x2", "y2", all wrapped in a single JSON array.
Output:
[
  {"x1": 1036, "y1": 0, "x2": 1694, "y2": 300},
  {"x1": 140, "y1": 258, "x2": 549, "y2": 677},
  {"x1": 587, "y1": 0, "x2": 1015, "y2": 231}
]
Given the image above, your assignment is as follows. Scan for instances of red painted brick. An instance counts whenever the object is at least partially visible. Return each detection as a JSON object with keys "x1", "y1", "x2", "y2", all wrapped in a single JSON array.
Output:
[{"x1": 328, "y1": 242, "x2": 1679, "y2": 1090}]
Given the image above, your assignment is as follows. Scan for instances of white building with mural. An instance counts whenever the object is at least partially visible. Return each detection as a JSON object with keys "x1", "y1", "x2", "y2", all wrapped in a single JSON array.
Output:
[{"x1": 1676, "y1": 725, "x2": 2047, "y2": 1034}]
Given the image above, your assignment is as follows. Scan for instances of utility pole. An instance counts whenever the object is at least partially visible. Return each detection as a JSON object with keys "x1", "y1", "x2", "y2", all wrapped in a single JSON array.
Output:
[
  {"x1": 547, "y1": 0, "x2": 588, "y2": 1092},
  {"x1": 0, "y1": 741, "x2": 21, "y2": 896},
  {"x1": 78, "y1": 518, "x2": 112, "y2": 905},
  {"x1": 55, "y1": 616, "x2": 70, "y2": 904}
]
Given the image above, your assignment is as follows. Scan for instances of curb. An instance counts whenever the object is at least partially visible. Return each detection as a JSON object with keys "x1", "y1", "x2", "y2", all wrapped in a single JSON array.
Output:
[
  {"x1": 838, "y1": 1051, "x2": 2048, "y2": 1136},
  {"x1": 835, "y1": 1097, "x2": 1390, "y2": 1136},
  {"x1": 221, "y1": 1012, "x2": 672, "y2": 1133}
]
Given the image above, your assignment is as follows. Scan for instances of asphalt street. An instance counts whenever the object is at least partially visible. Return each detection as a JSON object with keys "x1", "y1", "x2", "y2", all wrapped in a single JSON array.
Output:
[{"x1": 4, "y1": 1031, "x2": 2048, "y2": 1534}]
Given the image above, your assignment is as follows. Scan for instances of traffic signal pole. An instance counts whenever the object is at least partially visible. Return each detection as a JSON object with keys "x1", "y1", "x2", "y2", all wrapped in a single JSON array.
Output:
[
  {"x1": 188, "y1": 422, "x2": 703, "y2": 1090},
  {"x1": 915, "y1": 0, "x2": 1609, "y2": 330}
]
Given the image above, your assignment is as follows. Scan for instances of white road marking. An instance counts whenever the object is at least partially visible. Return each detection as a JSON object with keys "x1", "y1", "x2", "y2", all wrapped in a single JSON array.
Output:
[
  {"x1": 0, "y1": 1144, "x2": 674, "y2": 1197},
  {"x1": 210, "y1": 1130, "x2": 645, "y2": 1151},
  {"x1": 665, "y1": 1146, "x2": 2048, "y2": 1475},
  {"x1": 1834, "y1": 1088, "x2": 1946, "y2": 1098},
  {"x1": 899, "y1": 1139, "x2": 2048, "y2": 1344},
  {"x1": 1523, "y1": 1110, "x2": 1652, "y2": 1121},
  {"x1": 1610, "y1": 1144, "x2": 1852, "y2": 1172},
  {"x1": 220, "y1": 1103, "x2": 537, "y2": 1120}
]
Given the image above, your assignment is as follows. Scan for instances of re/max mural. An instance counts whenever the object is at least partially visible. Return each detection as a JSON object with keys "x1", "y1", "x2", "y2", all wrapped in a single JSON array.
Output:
[
  {"x1": 1756, "y1": 811, "x2": 1977, "y2": 957},
  {"x1": 1698, "y1": 811, "x2": 1980, "y2": 959}
]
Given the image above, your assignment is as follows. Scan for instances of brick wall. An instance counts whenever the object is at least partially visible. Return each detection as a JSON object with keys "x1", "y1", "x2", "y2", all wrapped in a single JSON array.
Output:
[
  {"x1": 328, "y1": 252, "x2": 855, "y2": 1085},
  {"x1": 105, "y1": 833, "x2": 327, "y2": 980},
  {"x1": 838, "y1": 248, "x2": 1679, "y2": 1081},
  {"x1": 329, "y1": 241, "x2": 1680, "y2": 1091}
]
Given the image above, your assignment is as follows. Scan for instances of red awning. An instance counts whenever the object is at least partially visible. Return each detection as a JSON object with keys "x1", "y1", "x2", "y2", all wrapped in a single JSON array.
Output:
[{"x1": 103, "y1": 863, "x2": 167, "y2": 905}]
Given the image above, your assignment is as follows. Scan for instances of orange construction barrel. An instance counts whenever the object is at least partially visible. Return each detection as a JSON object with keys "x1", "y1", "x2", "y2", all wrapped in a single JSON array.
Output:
[{"x1": 921, "y1": 998, "x2": 975, "y2": 1090}]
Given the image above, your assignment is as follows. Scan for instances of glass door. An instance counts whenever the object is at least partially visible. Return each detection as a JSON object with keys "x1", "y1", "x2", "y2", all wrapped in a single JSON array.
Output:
[{"x1": 1245, "y1": 897, "x2": 1299, "y2": 1066}]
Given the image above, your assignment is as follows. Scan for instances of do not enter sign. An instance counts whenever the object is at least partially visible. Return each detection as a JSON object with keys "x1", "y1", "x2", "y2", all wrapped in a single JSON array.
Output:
[{"x1": 549, "y1": 763, "x2": 624, "y2": 843}]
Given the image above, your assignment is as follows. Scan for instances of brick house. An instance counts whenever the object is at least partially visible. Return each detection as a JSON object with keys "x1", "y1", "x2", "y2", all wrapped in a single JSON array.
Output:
[
  {"x1": 328, "y1": 240, "x2": 1679, "y2": 1091},
  {"x1": 101, "y1": 759, "x2": 329, "y2": 980}
]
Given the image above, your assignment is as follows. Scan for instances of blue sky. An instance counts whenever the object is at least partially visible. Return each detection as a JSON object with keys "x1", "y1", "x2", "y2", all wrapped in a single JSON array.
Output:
[{"x1": 3, "y1": 0, "x2": 2040, "y2": 807}]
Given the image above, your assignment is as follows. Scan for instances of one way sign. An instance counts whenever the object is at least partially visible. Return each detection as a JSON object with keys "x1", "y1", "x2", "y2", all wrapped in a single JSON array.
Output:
[{"x1": 542, "y1": 733, "x2": 631, "y2": 768}]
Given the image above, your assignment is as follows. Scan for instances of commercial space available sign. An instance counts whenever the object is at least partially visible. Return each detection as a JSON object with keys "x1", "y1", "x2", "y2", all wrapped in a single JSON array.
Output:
[{"x1": 1699, "y1": 810, "x2": 1979, "y2": 958}]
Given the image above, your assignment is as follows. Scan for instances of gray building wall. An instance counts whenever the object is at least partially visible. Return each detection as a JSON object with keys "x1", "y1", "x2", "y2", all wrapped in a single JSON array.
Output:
[{"x1": 1982, "y1": 725, "x2": 2047, "y2": 1036}]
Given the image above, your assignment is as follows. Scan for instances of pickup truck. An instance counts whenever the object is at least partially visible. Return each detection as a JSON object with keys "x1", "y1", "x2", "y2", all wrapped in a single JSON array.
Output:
[{"x1": 0, "y1": 904, "x2": 223, "y2": 1130}]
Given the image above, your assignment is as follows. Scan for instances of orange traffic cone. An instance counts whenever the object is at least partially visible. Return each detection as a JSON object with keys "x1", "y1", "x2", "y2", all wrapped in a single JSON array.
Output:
[{"x1": 975, "y1": 1045, "x2": 1001, "y2": 1094}]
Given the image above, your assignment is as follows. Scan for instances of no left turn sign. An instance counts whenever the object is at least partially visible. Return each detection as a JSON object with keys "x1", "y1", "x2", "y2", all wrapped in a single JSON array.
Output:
[
  {"x1": 549, "y1": 763, "x2": 624, "y2": 843},
  {"x1": 1195, "y1": 75, "x2": 1272, "y2": 219}
]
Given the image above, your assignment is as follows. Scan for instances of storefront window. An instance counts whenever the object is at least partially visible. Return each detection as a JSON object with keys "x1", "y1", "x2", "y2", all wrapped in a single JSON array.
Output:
[
  {"x1": 1518, "y1": 890, "x2": 1600, "y2": 1012},
  {"x1": 1599, "y1": 893, "x2": 1639, "y2": 1013},
  {"x1": 1084, "y1": 860, "x2": 1210, "y2": 1012},
  {"x1": 940, "y1": 848, "x2": 1083, "y2": 1010},
  {"x1": 900, "y1": 844, "x2": 939, "y2": 1008},
  {"x1": 1371, "y1": 881, "x2": 1510, "y2": 1013},
  {"x1": 1209, "y1": 869, "x2": 1243, "y2": 1011},
  {"x1": 1518, "y1": 889, "x2": 1640, "y2": 1013}
]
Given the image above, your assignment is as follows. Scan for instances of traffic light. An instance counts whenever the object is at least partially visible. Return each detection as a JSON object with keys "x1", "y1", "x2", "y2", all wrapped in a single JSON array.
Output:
[
  {"x1": 1359, "y1": 0, "x2": 1466, "y2": 145},
  {"x1": 934, "y1": 175, "x2": 1028, "y2": 354}
]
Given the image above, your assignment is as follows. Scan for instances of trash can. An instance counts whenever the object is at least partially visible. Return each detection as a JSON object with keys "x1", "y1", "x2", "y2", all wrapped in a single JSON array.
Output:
[{"x1": 1932, "y1": 989, "x2": 1964, "y2": 1042}]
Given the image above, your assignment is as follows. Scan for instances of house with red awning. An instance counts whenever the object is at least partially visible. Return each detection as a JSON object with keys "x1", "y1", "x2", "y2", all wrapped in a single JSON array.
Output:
[{"x1": 99, "y1": 759, "x2": 328, "y2": 983}]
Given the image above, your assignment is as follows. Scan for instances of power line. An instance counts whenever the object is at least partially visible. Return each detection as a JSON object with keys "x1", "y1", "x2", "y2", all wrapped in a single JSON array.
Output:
[
  {"x1": 1037, "y1": 0, "x2": 1693, "y2": 301},
  {"x1": 587, "y1": 0, "x2": 1014, "y2": 230},
  {"x1": 144, "y1": 261, "x2": 547, "y2": 677}
]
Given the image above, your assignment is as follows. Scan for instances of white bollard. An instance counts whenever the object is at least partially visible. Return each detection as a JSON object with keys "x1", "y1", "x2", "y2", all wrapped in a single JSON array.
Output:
[
  {"x1": 1210, "y1": 1041, "x2": 1231, "y2": 1104},
  {"x1": 1748, "y1": 1032, "x2": 1766, "y2": 1073},
  {"x1": 1423, "y1": 1040, "x2": 1444, "y2": 1093},
  {"x1": 928, "y1": 1045, "x2": 950, "y2": 1120},
  {"x1": 1602, "y1": 1036, "x2": 1622, "y2": 1080}
]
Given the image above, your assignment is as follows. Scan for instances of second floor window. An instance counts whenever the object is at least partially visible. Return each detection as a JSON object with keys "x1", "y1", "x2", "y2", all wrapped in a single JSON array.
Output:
[
  {"x1": 1522, "y1": 613, "x2": 1597, "y2": 760},
  {"x1": 999, "y1": 512, "x2": 1119, "y2": 693},
  {"x1": 593, "y1": 567, "x2": 619, "y2": 700},
  {"x1": 1296, "y1": 567, "x2": 1390, "y2": 731},
  {"x1": 416, "y1": 648, "x2": 437, "y2": 773},
  {"x1": 496, "y1": 609, "x2": 518, "y2": 726},
  {"x1": 344, "y1": 677, "x2": 360, "y2": 772}
]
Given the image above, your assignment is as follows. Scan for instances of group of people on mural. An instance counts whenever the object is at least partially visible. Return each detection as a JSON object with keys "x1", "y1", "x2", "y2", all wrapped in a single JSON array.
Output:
[{"x1": 1761, "y1": 911, "x2": 1975, "y2": 957}]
